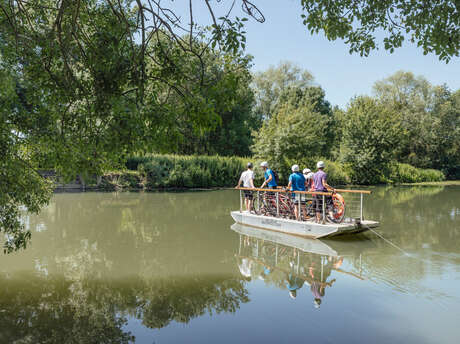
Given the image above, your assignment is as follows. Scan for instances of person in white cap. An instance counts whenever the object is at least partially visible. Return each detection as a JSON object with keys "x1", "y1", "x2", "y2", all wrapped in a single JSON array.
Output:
[
  {"x1": 260, "y1": 161, "x2": 277, "y2": 189},
  {"x1": 236, "y1": 162, "x2": 255, "y2": 212},
  {"x1": 287, "y1": 164, "x2": 306, "y2": 220},
  {"x1": 303, "y1": 168, "x2": 314, "y2": 191}
]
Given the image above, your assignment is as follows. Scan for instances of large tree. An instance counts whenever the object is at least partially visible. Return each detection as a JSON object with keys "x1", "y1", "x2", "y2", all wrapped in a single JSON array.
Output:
[
  {"x1": 252, "y1": 85, "x2": 334, "y2": 172},
  {"x1": 373, "y1": 71, "x2": 460, "y2": 177},
  {"x1": 0, "y1": 0, "x2": 259, "y2": 252},
  {"x1": 340, "y1": 96, "x2": 402, "y2": 184},
  {"x1": 252, "y1": 61, "x2": 314, "y2": 120}
]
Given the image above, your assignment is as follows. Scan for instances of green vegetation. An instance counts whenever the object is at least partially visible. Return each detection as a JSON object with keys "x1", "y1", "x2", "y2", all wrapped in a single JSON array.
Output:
[
  {"x1": 300, "y1": 0, "x2": 459, "y2": 62},
  {"x1": 251, "y1": 68, "x2": 457, "y2": 185},
  {"x1": 95, "y1": 155, "x2": 444, "y2": 191}
]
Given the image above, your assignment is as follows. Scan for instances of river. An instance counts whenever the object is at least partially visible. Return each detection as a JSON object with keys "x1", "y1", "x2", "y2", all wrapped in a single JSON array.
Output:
[{"x1": 1, "y1": 186, "x2": 459, "y2": 343}]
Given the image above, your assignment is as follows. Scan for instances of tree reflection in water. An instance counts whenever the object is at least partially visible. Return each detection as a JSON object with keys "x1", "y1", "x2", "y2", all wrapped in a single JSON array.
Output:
[
  {"x1": 0, "y1": 186, "x2": 459, "y2": 342},
  {"x1": 0, "y1": 192, "x2": 250, "y2": 343}
]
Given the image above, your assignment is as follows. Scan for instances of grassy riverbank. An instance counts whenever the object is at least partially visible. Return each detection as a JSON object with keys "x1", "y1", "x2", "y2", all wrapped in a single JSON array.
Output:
[
  {"x1": 400, "y1": 180, "x2": 460, "y2": 186},
  {"x1": 94, "y1": 154, "x2": 446, "y2": 191}
]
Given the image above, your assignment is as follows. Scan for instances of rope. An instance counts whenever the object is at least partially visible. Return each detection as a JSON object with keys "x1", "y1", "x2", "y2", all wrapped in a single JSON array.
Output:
[{"x1": 364, "y1": 225, "x2": 410, "y2": 256}]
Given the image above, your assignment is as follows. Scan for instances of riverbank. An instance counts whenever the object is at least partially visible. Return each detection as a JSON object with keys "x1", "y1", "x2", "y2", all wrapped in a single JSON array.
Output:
[
  {"x1": 400, "y1": 180, "x2": 460, "y2": 186},
  {"x1": 50, "y1": 154, "x2": 448, "y2": 191}
]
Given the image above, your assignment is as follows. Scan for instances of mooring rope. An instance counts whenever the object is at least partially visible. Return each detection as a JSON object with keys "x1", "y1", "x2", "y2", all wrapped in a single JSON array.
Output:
[{"x1": 364, "y1": 224, "x2": 410, "y2": 256}]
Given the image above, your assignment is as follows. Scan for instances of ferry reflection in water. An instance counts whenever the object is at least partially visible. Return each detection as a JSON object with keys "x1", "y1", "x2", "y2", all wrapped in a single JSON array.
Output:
[{"x1": 233, "y1": 223, "x2": 365, "y2": 309}]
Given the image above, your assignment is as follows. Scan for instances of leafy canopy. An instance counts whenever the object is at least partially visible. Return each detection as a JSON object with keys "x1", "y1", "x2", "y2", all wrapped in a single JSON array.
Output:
[
  {"x1": 300, "y1": 0, "x2": 460, "y2": 62},
  {"x1": 252, "y1": 61, "x2": 314, "y2": 120},
  {"x1": 252, "y1": 85, "x2": 333, "y2": 174},
  {"x1": 0, "y1": 0, "x2": 257, "y2": 252},
  {"x1": 340, "y1": 96, "x2": 402, "y2": 184}
]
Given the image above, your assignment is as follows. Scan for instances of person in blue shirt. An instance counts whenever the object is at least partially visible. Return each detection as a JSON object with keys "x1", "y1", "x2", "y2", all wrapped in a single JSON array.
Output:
[
  {"x1": 287, "y1": 164, "x2": 306, "y2": 220},
  {"x1": 260, "y1": 161, "x2": 277, "y2": 189}
]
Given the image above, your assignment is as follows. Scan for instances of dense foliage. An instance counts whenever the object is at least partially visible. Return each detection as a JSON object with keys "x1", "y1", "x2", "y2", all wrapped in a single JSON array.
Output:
[
  {"x1": 252, "y1": 61, "x2": 314, "y2": 120},
  {"x1": 252, "y1": 86, "x2": 334, "y2": 172},
  {"x1": 251, "y1": 67, "x2": 458, "y2": 185},
  {"x1": 340, "y1": 96, "x2": 401, "y2": 184},
  {"x1": 373, "y1": 72, "x2": 460, "y2": 179},
  {"x1": 0, "y1": 0, "x2": 257, "y2": 251}
]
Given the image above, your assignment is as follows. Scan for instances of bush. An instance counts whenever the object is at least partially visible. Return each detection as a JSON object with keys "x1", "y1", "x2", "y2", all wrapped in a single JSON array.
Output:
[
  {"x1": 126, "y1": 156, "x2": 151, "y2": 171},
  {"x1": 120, "y1": 155, "x2": 445, "y2": 189},
  {"x1": 138, "y1": 155, "x2": 249, "y2": 189},
  {"x1": 99, "y1": 171, "x2": 145, "y2": 190},
  {"x1": 388, "y1": 163, "x2": 445, "y2": 183}
]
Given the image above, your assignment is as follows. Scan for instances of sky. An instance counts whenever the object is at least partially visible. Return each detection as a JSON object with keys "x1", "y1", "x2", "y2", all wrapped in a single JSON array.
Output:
[{"x1": 177, "y1": 0, "x2": 460, "y2": 108}]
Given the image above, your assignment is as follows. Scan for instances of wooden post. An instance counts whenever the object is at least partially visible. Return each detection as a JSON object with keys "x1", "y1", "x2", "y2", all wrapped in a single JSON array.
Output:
[
  {"x1": 360, "y1": 193, "x2": 364, "y2": 221},
  {"x1": 240, "y1": 190, "x2": 242, "y2": 212}
]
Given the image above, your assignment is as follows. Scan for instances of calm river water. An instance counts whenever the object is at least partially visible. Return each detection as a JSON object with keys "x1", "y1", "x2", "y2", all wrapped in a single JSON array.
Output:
[{"x1": 1, "y1": 186, "x2": 459, "y2": 343}]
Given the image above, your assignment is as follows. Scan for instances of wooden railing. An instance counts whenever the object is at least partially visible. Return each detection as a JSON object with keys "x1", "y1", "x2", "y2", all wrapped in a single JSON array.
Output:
[
  {"x1": 235, "y1": 186, "x2": 371, "y2": 195},
  {"x1": 235, "y1": 186, "x2": 371, "y2": 222}
]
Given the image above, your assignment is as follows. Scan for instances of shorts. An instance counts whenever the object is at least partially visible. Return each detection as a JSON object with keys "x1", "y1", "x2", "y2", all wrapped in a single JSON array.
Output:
[
  {"x1": 312, "y1": 192, "x2": 332, "y2": 213},
  {"x1": 291, "y1": 193, "x2": 306, "y2": 202},
  {"x1": 244, "y1": 190, "x2": 254, "y2": 200}
]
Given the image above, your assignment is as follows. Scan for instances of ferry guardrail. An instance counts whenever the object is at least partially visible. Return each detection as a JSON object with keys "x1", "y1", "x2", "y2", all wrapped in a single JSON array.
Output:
[{"x1": 235, "y1": 187, "x2": 371, "y2": 224}]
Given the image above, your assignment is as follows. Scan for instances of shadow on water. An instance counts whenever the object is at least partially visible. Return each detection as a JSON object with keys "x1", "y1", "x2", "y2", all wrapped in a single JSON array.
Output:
[{"x1": 0, "y1": 186, "x2": 458, "y2": 343}]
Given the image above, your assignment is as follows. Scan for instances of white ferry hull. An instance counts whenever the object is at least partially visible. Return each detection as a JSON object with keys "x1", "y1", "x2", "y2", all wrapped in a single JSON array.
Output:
[{"x1": 230, "y1": 211, "x2": 379, "y2": 239}]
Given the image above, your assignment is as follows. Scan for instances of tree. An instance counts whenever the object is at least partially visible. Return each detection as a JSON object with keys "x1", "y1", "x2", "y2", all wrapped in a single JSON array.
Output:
[
  {"x1": 252, "y1": 86, "x2": 333, "y2": 173},
  {"x1": 373, "y1": 71, "x2": 460, "y2": 177},
  {"x1": 340, "y1": 96, "x2": 401, "y2": 184},
  {"x1": 168, "y1": 48, "x2": 257, "y2": 157},
  {"x1": 0, "y1": 0, "x2": 258, "y2": 252},
  {"x1": 252, "y1": 61, "x2": 314, "y2": 120},
  {"x1": 300, "y1": 0, "x2": 460, "y2": 62}
]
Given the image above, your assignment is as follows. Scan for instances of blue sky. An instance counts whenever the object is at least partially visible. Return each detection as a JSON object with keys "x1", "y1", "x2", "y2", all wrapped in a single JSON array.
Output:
[{"x1": 182, "y1": 0, "x2": 460, "y2": 108}]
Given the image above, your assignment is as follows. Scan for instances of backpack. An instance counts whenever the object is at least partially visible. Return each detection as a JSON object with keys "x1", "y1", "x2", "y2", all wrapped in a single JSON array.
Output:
[{"x1": 272, "y1": 170, "x2": 280, "y2": 185}]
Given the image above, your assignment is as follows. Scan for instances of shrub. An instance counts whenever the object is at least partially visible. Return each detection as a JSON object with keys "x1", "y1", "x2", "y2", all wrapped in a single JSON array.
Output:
[
  {"x1": 99, "y1": 171, "x2": 144, "y2": 190},
  {"x1": 388, "y1": 163, "x2": 445, "y2": 183},
  {"x1": 138, "y1": 155, "x2": 249, "y2": 189}
]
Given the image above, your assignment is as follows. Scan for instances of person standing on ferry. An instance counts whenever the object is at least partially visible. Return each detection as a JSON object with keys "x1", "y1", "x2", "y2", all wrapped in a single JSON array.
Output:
[
  {"x1": 312, "y1": 161, "x2": 335, "y2": 223},
  {"x1": 287, "y1": 164, "x2": 306, "y2": 220},
  {"x1": 303, "y1": 168, "x2": 314, "y2": 191},
  {"x1": 236, "y1": 162, "x2": 255, "y2": 212},
  {"x1": 260, "y1": 161, "x2": 277, "y2": 189}
]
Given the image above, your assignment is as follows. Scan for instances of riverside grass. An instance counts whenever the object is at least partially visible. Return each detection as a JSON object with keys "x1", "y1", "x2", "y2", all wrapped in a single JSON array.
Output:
[{"x1": 98, "y1": 154, "x2": 445, "y2": 191}]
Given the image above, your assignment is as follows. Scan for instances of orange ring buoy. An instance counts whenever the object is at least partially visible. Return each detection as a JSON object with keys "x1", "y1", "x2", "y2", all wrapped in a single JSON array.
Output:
[{"x1": 332, "y1": 193, "x2": 345, "y2": 218}]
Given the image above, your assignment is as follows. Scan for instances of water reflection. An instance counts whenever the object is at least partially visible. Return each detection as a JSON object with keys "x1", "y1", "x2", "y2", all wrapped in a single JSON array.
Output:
[
  {"x1": 233, "y1": 223, "x2": 365, "y2": 308},
  {"x1": 0, "y1": 192, "x2": 248, "y2": 343},
  {"x1": 0, "y1": 186, "x2": 459, "y2": 343}
]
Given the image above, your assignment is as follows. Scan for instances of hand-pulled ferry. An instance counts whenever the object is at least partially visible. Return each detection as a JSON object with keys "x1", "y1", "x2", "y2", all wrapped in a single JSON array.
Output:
[{"x1": 232, "y1": 187, "x2": 379, "y2": 239}]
